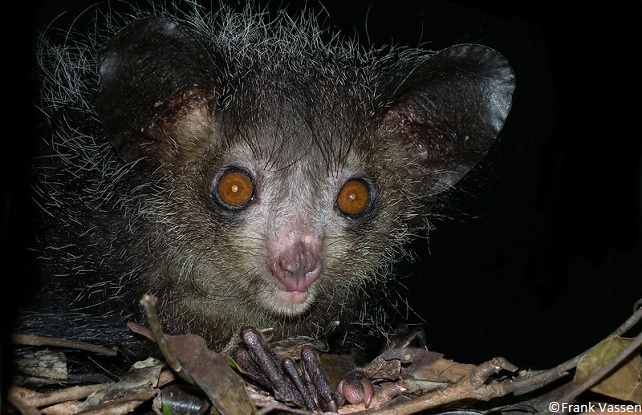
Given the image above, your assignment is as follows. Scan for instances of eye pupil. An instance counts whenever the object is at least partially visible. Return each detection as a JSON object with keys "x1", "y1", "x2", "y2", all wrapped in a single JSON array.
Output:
[
  {"x1": 337, "y1": 179, "x2": 370, "y2": 216},
  {"x1": 216, "y1": 170, "x2": 254, "y2": 209}
]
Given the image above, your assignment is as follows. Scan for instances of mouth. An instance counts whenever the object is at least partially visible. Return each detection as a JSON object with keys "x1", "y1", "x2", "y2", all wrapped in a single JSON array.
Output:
[
  {"x1": 274, "y1": 288, "x2": 309, "y2": 304},
  {"x1": 258, "y1": 284, "x2": 316, "y2": 317}
]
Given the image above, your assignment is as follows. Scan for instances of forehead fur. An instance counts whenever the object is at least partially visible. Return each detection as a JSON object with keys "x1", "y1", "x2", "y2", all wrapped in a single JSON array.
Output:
[
  {"x1": 216, "y1": 78, "x2": 374, "y2": 175},
  {"x1": 133, "y1": 4, "x2": 382, "y2": 172}
]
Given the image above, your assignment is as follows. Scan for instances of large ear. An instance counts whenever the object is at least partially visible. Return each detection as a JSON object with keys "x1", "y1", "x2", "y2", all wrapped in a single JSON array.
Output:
[
  {"x1": 379, "y1": 44, "x2": 515, "y2": 196},
  {"x1": 96, "y1": 17, "x2": 217, "y2": 163}
]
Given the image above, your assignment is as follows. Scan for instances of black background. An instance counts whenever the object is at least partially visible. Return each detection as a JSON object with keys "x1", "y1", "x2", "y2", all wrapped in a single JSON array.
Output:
[{"x1": 6, "y1": 0, "x2": 641, "y2": 383}]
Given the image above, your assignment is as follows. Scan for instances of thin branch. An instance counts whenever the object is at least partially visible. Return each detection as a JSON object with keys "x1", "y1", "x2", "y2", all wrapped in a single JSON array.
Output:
[
  {"x1": 505, "y1": 304, "x2": 642, "y2": 396},
  {"x1": 9, "y1": 384, "x2": 109, "y2": 409},
  {"x1": 612, "y1": 305, "x2": 642, "y2": 337},
  {"x1": 7, "y1": 371, "x2": 175, "y2": 414},
  {"x1": 6, "y1": 388, "x2": 43, "y2": 415},
  {"x1": 355, "y1": 357, "x2": 517, "y2": 415},
  {"x1": 11, "y1": 334, "x2": 118, "y2": 357},
  {"x1": 352, "y1": 303, "x2": 642, "y2": 414},
  {"x1": 138, "y1": 294, "x2": 195, "y2": 385}
]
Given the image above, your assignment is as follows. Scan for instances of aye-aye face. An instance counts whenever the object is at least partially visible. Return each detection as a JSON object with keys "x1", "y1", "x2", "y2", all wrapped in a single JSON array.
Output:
[{"x1": 94, "y1": 15, "x2": 514, "y2": 341}]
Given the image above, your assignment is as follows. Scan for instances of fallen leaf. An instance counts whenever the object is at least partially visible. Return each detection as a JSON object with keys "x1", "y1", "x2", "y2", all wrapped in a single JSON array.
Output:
[
  {"x1": 165, "y1": 334, "x2": 257, "y2": 415},
  {"x1": 575, "y1": 336, "x2": 642, "y2": 404},
  {"x1": 13, "y1": 350, "x2": 68, "y2": 380},
  {"x1": 416, "y1": 358, "x2": 478, "y2": 383},
  {"x1": 78, "y1": 357, "x2": 163, "y2": 414},
  {"x1": 380, "y1": 347, "x2": 476, "y2": 383}
]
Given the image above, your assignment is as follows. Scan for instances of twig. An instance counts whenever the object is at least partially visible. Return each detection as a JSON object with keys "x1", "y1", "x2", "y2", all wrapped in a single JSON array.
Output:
[
  {"x1": 138, "y1": 294, "x2": 195, "y2": 385},
  {"x1": 353, "y1": 303, "x2": 642, "y2": 415},
  {"x1": 6, "y1": 387, "x2": 42, "y2": 415},
  {"x1": 11, "y1": 334, "x2": 118, "y2": 357},
  {"x1": 612, "y1": 304, "x2": 642, "y2": 337},
  {"x1": 505, "y1": 303, "x2": 642, "y2": 396},
  {"x1": 354, "y1": 357, "x2": 517, "y2": 415},
  {"x1": 8, "y1": 384, "x2": 110, "y2": 409},
  {"x1": 8, "y1": 369, "x2": 175, "y2": 415}
]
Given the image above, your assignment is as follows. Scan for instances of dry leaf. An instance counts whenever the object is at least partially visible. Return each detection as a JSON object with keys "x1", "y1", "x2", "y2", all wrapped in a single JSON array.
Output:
[
  {"x1": 380, "y1": 347, "x2": 476, "y2": 383},
  {"x1": 417, "y1": 358, "x2": 478, "y2": 383},
  {"x1": 165, "y1": 333, "x2": 257, "y2": 415},
  {"x1": 78, "y1": 357, "x2": 163, "y2": 414},
  {"x1": 575, "y1": 336, "x2": 642, "y2": 404},
  {"x1": 13, "y1": 350, "x2": 68, "y2": 380}
]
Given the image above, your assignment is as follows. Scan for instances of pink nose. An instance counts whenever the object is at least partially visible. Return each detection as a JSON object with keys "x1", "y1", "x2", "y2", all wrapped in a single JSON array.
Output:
[{"x1": 270, "y1": 242, "x2": 322, "y2": 292}]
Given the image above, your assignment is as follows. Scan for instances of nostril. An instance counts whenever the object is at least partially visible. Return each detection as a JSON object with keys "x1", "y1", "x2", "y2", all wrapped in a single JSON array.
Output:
[
  {"x1": 299, "y1": 250, "x2": 320, "y2": 273},
  {"x1": 304, "y1": 256, "x2": 322, "y2": 279},
  {"x1": 278, "y1": 256, "x2": 296, "y2": 275},
  {"x1": 277, "y1": 250, "x2": 320, "y2": 277}
]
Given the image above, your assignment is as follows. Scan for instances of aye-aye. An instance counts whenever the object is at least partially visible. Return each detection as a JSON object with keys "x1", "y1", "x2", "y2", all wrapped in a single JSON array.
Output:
[{"x1": 29, "y1": 3, "x2": 515, "y2": 354}]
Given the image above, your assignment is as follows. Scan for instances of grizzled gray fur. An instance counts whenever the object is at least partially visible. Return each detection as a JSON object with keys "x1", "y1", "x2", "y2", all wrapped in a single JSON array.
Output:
[{"x1": 32, "y1": 2, "x2": 514, "y2": 351}]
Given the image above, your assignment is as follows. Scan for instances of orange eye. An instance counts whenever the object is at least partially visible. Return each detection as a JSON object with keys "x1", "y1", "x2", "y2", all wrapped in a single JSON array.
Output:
[
  {"x1": 216, "y1": 171, "x2": 254, "y2": 209},
  {"x1": 336, "y1": 179, "x2": 370, "y2": 216}
]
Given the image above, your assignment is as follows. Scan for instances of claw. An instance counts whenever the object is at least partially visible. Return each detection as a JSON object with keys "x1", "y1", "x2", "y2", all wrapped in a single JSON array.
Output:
[{"x1": 338, "y1": 370, "x2": 374, "y2": 408}]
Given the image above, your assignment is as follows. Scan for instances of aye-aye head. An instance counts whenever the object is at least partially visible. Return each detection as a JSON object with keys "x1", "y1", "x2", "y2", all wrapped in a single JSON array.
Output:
[{"x1": 38, "y1": 6, "x2": 514, "y2": 348}]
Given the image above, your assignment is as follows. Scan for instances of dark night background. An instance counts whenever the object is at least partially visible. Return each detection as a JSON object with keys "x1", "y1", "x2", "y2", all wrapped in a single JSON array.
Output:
[{"x1": 4, "y1": 0, "x2": 641, "y2": 394}]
